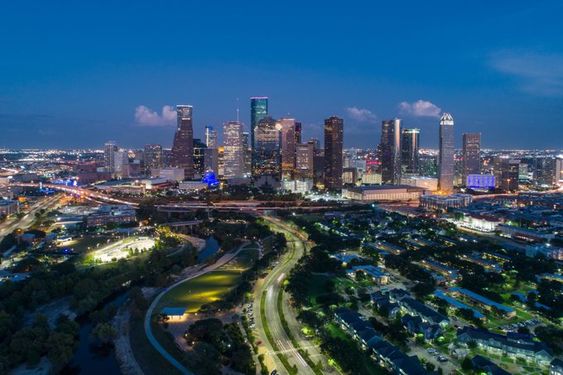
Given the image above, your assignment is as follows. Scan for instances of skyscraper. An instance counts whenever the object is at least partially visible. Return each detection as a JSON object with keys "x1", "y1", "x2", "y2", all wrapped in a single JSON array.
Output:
[
  {"x1": 324, "y1": 116, "x2": 344, "y2": 191},
  {"x1": 223, "y1": 121, "x2": 244, "y2": 179},
  {"x1": 193, "y1": 138, "x2": 207, "y2": 176},
  {"x1": 294, "y1": 121, "x2": 302, "y2": 144},
  {"x1": 279, "y1": 118, "x2": 297, "y2": 178},
  {"x1": 379, "y1": 119, "x2": 402, "y2": 184},
  {"x1": 171, "y1": 105, "x2": 194, "y2": 179},
  {"x1": 250, "y1": 97, "x2": 268, "y2": 149},
  {"x1": 143, "y1": 144, "x2": 162, "y2": 176},
  {"x1": 252, "y1": 117, "x2": 281, "y2": 178},
  {"x1": 401, "y1": 128, "x2": 420, "y2": 175},
  {"x1": 295, "y1": 142, "x2": 314, "y2": 179},
  {"x1": 462, "y1": 133, "x2": 481, "y2": 181},
  {"x1": 104, "y1": 141, "x2": 118, "y2": 174},
  {"x1": 205, "y1": 126, "x2": 217, "y2": 148},
  {"x1": 438, "y1": 113, "x2": 455, "y2": 193},
  {"x1": 242, "y1": 131, "x2": 251, "y2": 177}
]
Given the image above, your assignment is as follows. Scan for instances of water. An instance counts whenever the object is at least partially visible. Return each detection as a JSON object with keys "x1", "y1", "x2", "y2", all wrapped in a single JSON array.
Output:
[
  {"x1": 197, "y1": 236, "x2": 220, "y2": 262},
  {"x1": 63, "y1": 292, "x2": 129, "y2": 375}
]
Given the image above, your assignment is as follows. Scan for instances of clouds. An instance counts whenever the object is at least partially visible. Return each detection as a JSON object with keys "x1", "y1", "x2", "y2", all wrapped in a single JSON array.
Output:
[
  {"x1": 345, "y1": 106, "x2": 377, "y2": 123},
  {"x1": 134, "y1": 105, "x2": 176, "y2": 126},
  {"x1": 398, "y1": 100, "x2": 441, "y2": 118},
  {"x1": 491, "y1": 51, "x2": 563, "y2": 96}
]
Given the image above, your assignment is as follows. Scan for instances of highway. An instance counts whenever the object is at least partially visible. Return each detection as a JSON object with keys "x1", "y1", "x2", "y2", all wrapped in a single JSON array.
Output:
[
  {"x1": 254, "y1": 216, "x2": 329, "y2": 375},
  {"x1": 0, "y1": 194, "x2": 62, "y2": 239}
]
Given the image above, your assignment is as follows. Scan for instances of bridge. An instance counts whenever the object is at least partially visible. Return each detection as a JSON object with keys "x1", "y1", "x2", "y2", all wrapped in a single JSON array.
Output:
[{"x1": 11, "y1": 182, "x2": 139, "y2": 207}]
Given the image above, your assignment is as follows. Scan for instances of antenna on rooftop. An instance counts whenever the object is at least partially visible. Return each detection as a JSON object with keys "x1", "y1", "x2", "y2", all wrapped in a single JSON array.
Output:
[{"x1": 236, "y1": 97, "x2": 240, "y2": 122}]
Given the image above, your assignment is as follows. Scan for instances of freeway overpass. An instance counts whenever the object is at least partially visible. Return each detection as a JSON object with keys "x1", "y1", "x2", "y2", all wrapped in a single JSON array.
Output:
[{"x1": 11, "y1": 183, "x2": 139, "y2": 207}]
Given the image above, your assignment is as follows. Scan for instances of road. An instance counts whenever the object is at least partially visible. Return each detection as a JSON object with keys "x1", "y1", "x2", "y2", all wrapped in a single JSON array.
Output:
[
  {"x1": 143, "y1": 243, "x2": 248, "y2": 375},
  {"x1": 0, "y1": 194, "x2": 62, "y2": 239},
  {"x1": 254, "y1": 216, "x2": 329, "y2": 375}
]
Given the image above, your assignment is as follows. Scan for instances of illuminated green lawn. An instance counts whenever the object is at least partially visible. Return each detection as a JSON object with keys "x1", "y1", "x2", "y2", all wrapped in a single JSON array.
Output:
[{"x1": 157, "y1": 247, "x2": 257, "y2": 313}]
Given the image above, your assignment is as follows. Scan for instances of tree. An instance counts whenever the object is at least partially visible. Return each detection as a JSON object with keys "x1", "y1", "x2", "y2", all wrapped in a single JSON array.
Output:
[
  {"x1": 47, "y1": 332, "x2": 76, "y2": 371},
  {"x1": 91, "y1": 322, "x2": 116, "y2": 344},
  {"x1": 461, "y1": 356, "x2": 473, "y2": 371}
]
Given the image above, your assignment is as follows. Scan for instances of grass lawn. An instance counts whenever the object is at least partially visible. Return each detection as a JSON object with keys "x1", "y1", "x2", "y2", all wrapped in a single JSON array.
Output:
[
  {"x1": 129, "y1": 315, "x2": 181, "y2": 375},
  {"x1": 157, "y1": 247, "x2": 257, "y2": 313}
]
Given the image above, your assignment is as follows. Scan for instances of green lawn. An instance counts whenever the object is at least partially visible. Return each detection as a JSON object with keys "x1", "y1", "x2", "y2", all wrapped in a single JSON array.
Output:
[{"x1": 157, "y1": 247, "x2": 257, "y2": 313}]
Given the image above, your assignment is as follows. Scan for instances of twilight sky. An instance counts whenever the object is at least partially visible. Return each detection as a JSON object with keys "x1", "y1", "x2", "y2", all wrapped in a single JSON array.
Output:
[{"x1": 1, "y1": 1, "x2": 562, "y2": 149}]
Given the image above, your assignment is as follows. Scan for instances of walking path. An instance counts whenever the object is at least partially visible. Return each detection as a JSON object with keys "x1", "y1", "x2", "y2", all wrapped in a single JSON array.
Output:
[{"x1": 143, "y1": 243, "x2": 248, "y2": 375}]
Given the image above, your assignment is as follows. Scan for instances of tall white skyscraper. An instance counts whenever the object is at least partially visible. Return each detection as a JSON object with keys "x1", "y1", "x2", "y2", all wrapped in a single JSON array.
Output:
[{"x1": 223, "y1": 121, "x2": 244, "y2": 179}]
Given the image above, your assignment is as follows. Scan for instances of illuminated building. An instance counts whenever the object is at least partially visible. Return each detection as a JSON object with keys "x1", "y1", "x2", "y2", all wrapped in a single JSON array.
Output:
[
  {"x1": 104, "y1": 141, "x2": 118, "y2": 174},
  {"x1": 279, "y1": 118, "x2": 297, "y2": 178},
  {"x1": 223, "y1": 121, "x2": 245, "y2": 179},
  {"x1": 462, "y1": 133, "x2": 481, "y2": 181},
  {"x1": 380, "y1": 119, "x2": 402, "y2": 184},
  {"x1": 250, "y1": 96, "x2": 268, "y2": 149},
  {"x1": 171, "y1": 105, "x2": 194, "y2": 179},
  {"x1": 401, "y1": 128, "x2": 419, "y2": 174},
  {"x1": 438, "y1": 113, "x2": 455, "y2": 193},
  {"x1": 324, "y1": 116, "x2": 344, "y2": 191},
  {"x1": 295, "y1": 142, "x2": 314, "y2": 179},
  {"x1": 143, "y1": 144, "x2": 162, "y2": 176},
  {"x1": 252, "y1": 117, "x2": 281, "y2": 178},
  {"x1": 466, "y1": 174, "x2": 495, "y2": 189}
]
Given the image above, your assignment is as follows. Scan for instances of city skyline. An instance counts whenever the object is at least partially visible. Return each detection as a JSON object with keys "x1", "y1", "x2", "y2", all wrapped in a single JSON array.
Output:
[{"x1": 1, "y1": 2, "x2": 563, "y2": 149}]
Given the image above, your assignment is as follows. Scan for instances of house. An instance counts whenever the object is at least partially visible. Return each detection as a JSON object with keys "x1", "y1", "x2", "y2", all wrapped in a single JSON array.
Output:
[
  {"x1": 347, "y1": 265, "x2": 389, "y2": 284},
  {"x1": 550, "y1": 358, "x2": 563, "y2": 375},
  {"x1": 398, "y1": 297, "x2": 449, "y2": 327},
  {"x1": 457, "y1": 327, "x2": 552, "y2": 365},
  {"x1": 334, "y1": 308, "x2": 381, "y2": 349},
  {"x1": 450, "y1": 287, "x2": 515, "y2": 318},
  {"x1": 370, "y1": 340, "x2": 428, "y2": 375},
  {"x1": 401, "y1": 315, "x2": 442, "y2": 340},
  {"x1": 161, "y1": 307, "x2": 187, "y2": 321},
  {"x1": 471, "y1": 355, "x2": 511, "y2": 375}
]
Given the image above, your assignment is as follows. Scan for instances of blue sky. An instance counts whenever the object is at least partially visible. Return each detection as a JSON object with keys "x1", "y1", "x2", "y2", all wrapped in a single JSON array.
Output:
[{"x1": 1, "y1": 1, "x2": 562, "y2": 149}]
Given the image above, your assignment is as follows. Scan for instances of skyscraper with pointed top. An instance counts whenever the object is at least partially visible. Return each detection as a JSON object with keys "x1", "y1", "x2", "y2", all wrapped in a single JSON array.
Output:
[
  {"x1": 438, "y1": 113, "x2": 455, "y2": 193},
  {"x1": 171, "y1": 105, "x2": 194, "y2": 179}
]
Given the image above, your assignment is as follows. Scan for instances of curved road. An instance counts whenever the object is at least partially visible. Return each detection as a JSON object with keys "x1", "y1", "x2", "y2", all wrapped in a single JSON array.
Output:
[
  {"x1": 254, "y1": 217, "x2": 328, "y2": 375},
  {"x1": 143, "y1": 243, "x2": 248, "y2": 375}
]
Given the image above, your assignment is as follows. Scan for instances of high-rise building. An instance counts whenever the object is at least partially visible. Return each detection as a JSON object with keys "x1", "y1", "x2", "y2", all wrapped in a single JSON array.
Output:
[
  {"x1": 193, "y1": 138, "x2": 207, "y2": 176},
  {"x1": 144, "y1": 144, "x2": 162, "y2": 176},
  {"x1": 295, "y1": 142, "x2": 314, "y2": 179},
  {"x1": 242, "y1": 131, "x2": 251, "y2": 177},
  {"x1": 462, "y1": 133, "x2": 481, "y2": 180},
  {"x1": 205, "y1": 126, "x2": 218, "y2": 148},
  {"x1": 113, "y1": 150, "x2": 129, "y2": 178},
  {"x1": 279, "y1": 118, "x2": 297, "y2": 178},
  {"x1": 438, "y1": 113, "x2": 455, "y2": 193},
  {"x1": 104, "y1": 141, "x2": 118, "y2": 174},
  {"x1": 496, "y1": 157, "x2": 520, "y2": 192},
  {"x1": 401, "y1": 128, "x2": 420, "y2": 174},
  {"x1": 223, "y1": 121, "x2": 244, "y2": 179},
  {"x1": 204, "y1": 148, "x2": 219, "y2": 174},
  {"x1": 324, "y1": 116, "x2": 344, "y2": 191},
  {"x1": 252, "y1": 117, "x2": 281, "y2": 178},
  {"x1": 250, "y1": 97, "x2": 268, "y2": 149},
  {"x1": 171, "y1": 105, "x2": 194, "y2": 179},
  {"x1": 294, "y1": 121, "x2": 302, "y2": 144},
  {"x1": 379, "y1": 119, "x2": 402, "y2": 184}
]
